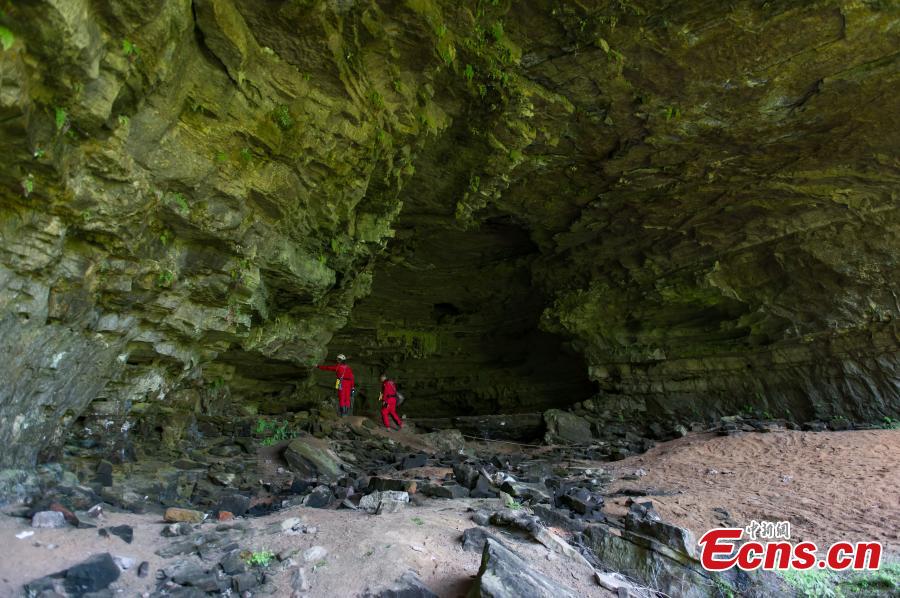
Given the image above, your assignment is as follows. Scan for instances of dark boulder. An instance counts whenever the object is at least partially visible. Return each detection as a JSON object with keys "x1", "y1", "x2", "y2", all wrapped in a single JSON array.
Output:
[{"x1": 468, "y1": 539, "x2": 577, "y2": 597}]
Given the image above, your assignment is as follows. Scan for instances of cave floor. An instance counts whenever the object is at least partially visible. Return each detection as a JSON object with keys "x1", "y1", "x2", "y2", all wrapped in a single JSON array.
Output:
[{"x1": 1, "y1": 424, "x2": 898, "y2": 596}]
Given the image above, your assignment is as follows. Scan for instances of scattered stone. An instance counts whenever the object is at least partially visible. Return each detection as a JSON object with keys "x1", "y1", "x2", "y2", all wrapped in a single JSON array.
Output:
[
  {"x1": 341, "y1": 498, "x2": 359, "y2": 510},
  {"x1": 95, "y1": 461, "x2": 114, "y2": 487},
  {"x1": 420, "y1": 429, "x2": 466, "y2": 454},
  {"x1": 217, "y1": 511, "x2": 234, "y2": 522},
  {"x1": 217, "y1": 493, "x2": 251, "y2": 516},
  {"x1": 281, "y1": 517, "x2": 305, "y2": 533},
  {"x1": 209, "y1": 472, "x2": 237, "y2": 487},
  {"x1": 461, "y1": 527, "x2": 505, "y2": 553},
  {"x1": 543, "y1": 410, "x2": 593, "y2": 445},
  {"x1": 64, "y1": 553, "x2": 121, "y2": 596},
  {"x1": 421, "y1": 483, "x2": 469, "y2": 499},
  {"x1": 161, "y1": 521, "x2": 194, "y2": 537},
  {"x1": 291, "y1": 567, "x2": 310, "y2": 593},
  {"x1": 173, "y1": 458, "x2": 206, "y2": 470},
  {"x1": 49, "y1": 502, "x2": 80, "y2": 526},
  {"x1": 500, "y1": 481, "x2": 551, "y2": 504},
  {"x1": 559, "y1": 488, "x2": 602, "y2": 515},
  {"x1": 470, "y1": 474, "x2": 498, "y2": 499},
  {"x1": 369, "y1": 477, "x2": 417, "y2": 494},
  {"x1": 232, "y1": 572, "x2": 260, "y2": 593},
  {"x1": 31, "y1": 510, "x2": 67, "y2": 528},
  {"x1": 220, "y1": 550, "x2": 247, "y2": 575},
  {"x1": 453, "y1": 462, "x2": 480, "y2": 489},
  {"x1": 164, "y1": 507, "x2": 205, "y2": 523},
  {"x1": 284, "y1": 437, "x2": 347, "y2": 481},
  {"x1": 304, "y1": 485, "x2": 334, "y2": 508},
  {"x1": 109, "y1": 524, "x2": 134, "y2": 543},
  {"x1": 113, "y1": 555, "x2": 136, "y2": 570},
  {"x1": 138, "y1": 561, "x2": 150, "y2": 578},
  {"x1": 367, "y1": 569, "x2": 438, "y2": 597},
  {"x1": 471, "y1": 539, "x2": 578, "y2": 598},
  {"x1": 86, "y1": 504, "x2": 104, "y2": 518},
  {"x1": 359, "y1": 490, "x2": 410, "y2": 514},
  {"x1": 471, "y1": 510, "x2": 491, "y2": 526},
  {"x1": 303, "y1": 546, "x2": 328, "y2": 563},
  {"x1": 400, "y1": 453, "x2": 428, "y2": 469},
  {"x1": 16, "y1": 530, "x2": 35, "y2": 539}
]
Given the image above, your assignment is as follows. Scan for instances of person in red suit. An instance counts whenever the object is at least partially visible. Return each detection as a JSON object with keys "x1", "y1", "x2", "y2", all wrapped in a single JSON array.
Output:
[
  {"x1": 317, "y1": 354, "x2": 354, "y2": 416},
  {"x1": 379, "y1": 373, "x2": 403, "y2": 430}
]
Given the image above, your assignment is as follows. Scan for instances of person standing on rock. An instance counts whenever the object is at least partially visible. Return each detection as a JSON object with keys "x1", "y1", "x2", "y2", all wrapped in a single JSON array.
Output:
[
  {"x1": 317, "y1": 354, "x2": 354, "y2": 417},
  {"x1": 379, "y1": 373, "x2": 403, "y2": 430}
]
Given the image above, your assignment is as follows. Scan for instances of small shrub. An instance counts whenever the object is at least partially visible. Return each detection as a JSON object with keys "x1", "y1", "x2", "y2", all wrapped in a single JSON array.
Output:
[
  {"x1": 0, "y1": 26, "x2": 14, "y2": 51},
  {"x1": 21, "y1": 175, "x2": 34, "y2": 197},
  {"x1": 167, "y1": 192, "x2": 189, "y2": 213},
  {"x1": 411, "y1": 516, "x2": 424, "y2": 526},
  {"x1": 244, "y1": 550, "x2": 275, "y2": 567},
  {"x1": 54, "y1": 107, "x2": 68, "y2": 132},
  {"x1": 272, "y1": 105, "x2": 294, "y2": 130},
  {"x1": 156, "y1": 269, "x2": 175, "y2": 288},
  {"x1": 780, "y1": 569, "x2": 839, "y2": 598},
  {"x1": 122, "y1": 38, "x2": 140, "y2": 58}
]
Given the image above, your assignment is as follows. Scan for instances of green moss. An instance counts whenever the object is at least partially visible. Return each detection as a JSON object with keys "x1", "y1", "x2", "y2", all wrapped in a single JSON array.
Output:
[
  {"x1": 0, "y1": 26, "x2": 14, "y2": 51},
  {"x1": 272, "y1": 104, "x2": 294, "y2": 130},
  {"x1": 377, "y1": 327, "x2": 439, "y2": 358}
]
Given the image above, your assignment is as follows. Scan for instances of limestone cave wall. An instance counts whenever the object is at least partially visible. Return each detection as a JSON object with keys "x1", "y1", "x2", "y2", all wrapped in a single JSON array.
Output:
[{"x1": 0, "y1": 0, "x2": 898, "y2": 467}]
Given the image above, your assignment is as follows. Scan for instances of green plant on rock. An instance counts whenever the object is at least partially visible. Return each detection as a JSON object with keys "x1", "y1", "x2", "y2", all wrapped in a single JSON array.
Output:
[
  {"x1": 272, "y1": 104, "x2": 294, "y2": 130},
  {"x1": 255, "y1": 418, "x2": 297, "y2": 445},
  {"x1": 20, "y1": 174, "x2": 34, "y2": 197},
  {"x1": 0, "y1": 26, "x2": 14, "y2": 51},
  {"x1": 505, "y1": 497, "x2": 522, "y2": 510},
  {"x1": 159, "y1": 230, "x2": 172, "y2": 246},
  {"x1": 663, "y1": 105, "x2": 680, "y2": 121},
  {"x1": 244, "y1": 550, "x2": 275, "y2": 568},
  {"x1": 122, "y1": 38, "x2": 140, "y2": 59},
  {"x1": 841, "y1": 562, "x2": 900, "y2": 595},
  {"x1": 882, "y1": 416, "x2": 900, "y2": 429},
  {"x1": 239, "y1": 147, "x2": 253, "y2": 163},
  {"x1": 369, "y1": 90, "x2": 384, "y2": 110},
  {"x1": 463, "y1": 63, "x2": 475, "y2": 83},
  {"x1": 32, "y1": 148, "x2": 45, "y2": 159},
  {"x1": 54, "y1": 107, "x2": 68, "y2": 132},
  {"x1": 156, "y1": 269, "x2": 175, "y2": 288},
  {"x1": 117, "y1": 115, "x2": 130, "y2": 127},
  {"x1": 779, "y1": 569, "x2": 839, "y2": 598},
  {"x1": 166, "y1": 192, "x2": 190, "y2": 214}
]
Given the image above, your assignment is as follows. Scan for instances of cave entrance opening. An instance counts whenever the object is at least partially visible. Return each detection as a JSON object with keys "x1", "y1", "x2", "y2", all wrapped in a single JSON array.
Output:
[{"x1": 329, "y1": 216, "x2": 597, "y2": 421}]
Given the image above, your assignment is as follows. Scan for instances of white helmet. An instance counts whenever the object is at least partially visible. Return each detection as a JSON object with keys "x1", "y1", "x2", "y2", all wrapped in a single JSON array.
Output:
[{"x1": 336, "y1": 353, "x2": 347, "y2": 361}]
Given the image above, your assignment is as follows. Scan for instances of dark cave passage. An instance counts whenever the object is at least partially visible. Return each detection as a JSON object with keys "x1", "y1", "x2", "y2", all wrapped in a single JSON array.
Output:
[{"x1": 327, "y1": 217, "x2": 597, "y2": 419}]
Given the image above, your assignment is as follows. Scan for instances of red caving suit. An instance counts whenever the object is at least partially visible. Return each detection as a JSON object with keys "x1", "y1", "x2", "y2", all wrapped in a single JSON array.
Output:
[
  {"x1": 381, "y1": 379, "x2": 402, "y2": 429},
  {"x1": 317, "y1": 363, "x2": 354, "y2": 409}
]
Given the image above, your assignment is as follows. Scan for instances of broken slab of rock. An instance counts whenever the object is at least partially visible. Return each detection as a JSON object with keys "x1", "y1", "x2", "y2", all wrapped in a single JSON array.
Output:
[
  {"x1": 543, "y1": 410, "x2": 593, "y2": 445},
  {"x1": 31, "y1": 510, "x2": 67, "y2": 528},
  {"x1": 365, "y1": 569, "x2": 438, "y2": 598},
  {"x1": 283, "y1": 436, "x2": 348, "y2": 481},
  {"x1": 164, "y1": 507, "x2": 205, "y2": 523},
  {"x1": 359, "y1": 490, "x2": 410, "y2": 514},
  {"x1": 469, "y1": 539, "x2": 578, "y2": 598},
  {"x1": 421, "y1": 483, "x2": 469, "y2": 498},
  {"x1": 368, "y1": 476, "x2": 418, "y2": 494},
  {"x1": 24, "y1": 552, "x2": 121, "y2": 596},
  {"x1": 461, "y1": 527, "x2": 505, "y2": 553}
]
